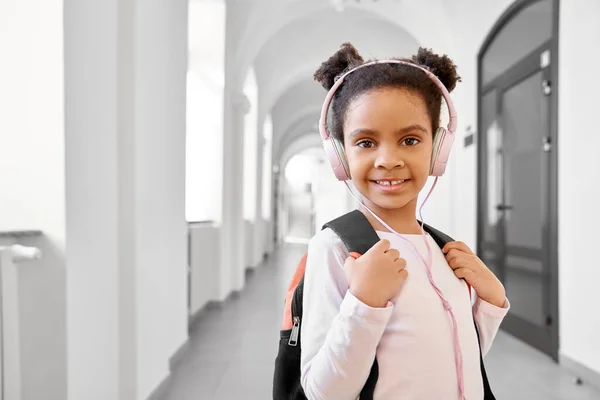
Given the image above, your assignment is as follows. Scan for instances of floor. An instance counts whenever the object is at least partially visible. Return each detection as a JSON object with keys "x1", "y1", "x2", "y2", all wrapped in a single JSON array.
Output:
[{"x1": 157, "y1": 242, "x2": 600, "y2": 400}]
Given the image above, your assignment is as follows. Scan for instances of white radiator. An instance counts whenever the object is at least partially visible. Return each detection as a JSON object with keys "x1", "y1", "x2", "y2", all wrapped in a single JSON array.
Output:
[{"x1": 0, "y1": 245, "x2": 41, "y2": 400}]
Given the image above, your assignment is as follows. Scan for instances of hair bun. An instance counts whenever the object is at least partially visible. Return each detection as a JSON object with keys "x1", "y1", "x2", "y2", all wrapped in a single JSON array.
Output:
[
  {"x1": 314, "y1": 42, "x2": 365, "y2": 90},
  {"x1": 412, "y1": 47, "x2": 461, "y2": 92}
]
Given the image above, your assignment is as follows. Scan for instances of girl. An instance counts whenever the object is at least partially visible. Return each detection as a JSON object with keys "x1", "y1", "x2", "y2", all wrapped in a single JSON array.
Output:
[{"x1": 300, "y1": 43, "x2": 510, "y2": 399}]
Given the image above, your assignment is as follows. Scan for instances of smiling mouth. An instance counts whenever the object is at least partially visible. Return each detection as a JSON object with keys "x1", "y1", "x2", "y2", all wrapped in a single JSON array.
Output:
[
  {"x1": 370, "y1": 179, "x2": 410, "y2": 192},
  {"x1": 372, "y1": 179, "x2": 407, "y2": 186}
]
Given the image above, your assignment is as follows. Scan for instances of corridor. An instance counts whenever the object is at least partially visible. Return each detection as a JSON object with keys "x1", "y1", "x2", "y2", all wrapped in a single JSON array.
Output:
[
  {"x1": 157, "y1": 244, "x2": 600, "y2": 400},
  {"x1": 3, "y1": 1, "x2": 600, "y2": 399}
]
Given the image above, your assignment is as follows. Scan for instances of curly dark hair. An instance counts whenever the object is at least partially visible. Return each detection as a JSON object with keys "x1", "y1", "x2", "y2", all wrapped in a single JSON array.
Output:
[{"x1": 314, "y1": 42, "x2": 461, "y2": 144}]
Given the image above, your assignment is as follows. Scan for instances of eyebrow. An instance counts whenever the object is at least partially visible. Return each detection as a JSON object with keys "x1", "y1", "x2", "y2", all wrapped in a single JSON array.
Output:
[{"x1": 348, "y1": 124, "x2": 428, "y2": 139}]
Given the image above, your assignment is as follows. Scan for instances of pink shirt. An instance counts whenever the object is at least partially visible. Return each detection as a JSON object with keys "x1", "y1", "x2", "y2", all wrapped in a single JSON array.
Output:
[{"x1": 300, "y1": 228, "x2": 510, "y2": 400}]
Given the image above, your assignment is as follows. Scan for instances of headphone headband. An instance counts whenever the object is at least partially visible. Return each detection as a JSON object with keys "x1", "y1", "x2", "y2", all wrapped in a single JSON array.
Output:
[{"x1": 318, "y1": 59, "x2": 457, "y2": 140}]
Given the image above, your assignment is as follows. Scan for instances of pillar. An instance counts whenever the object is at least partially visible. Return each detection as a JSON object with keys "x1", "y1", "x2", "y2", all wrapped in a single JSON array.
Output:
[
  {"x1": 64, "y1": 0, "x2": 188, "y2": 398},
  {"x1": 221, "y1": 89, "x2": 249, "y2": 297}
]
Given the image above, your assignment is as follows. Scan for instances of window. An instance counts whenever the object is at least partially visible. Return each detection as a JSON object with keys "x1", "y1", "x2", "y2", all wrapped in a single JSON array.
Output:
[{"x1": 185, "y1": 0, "x2": 225, "y2": 222}]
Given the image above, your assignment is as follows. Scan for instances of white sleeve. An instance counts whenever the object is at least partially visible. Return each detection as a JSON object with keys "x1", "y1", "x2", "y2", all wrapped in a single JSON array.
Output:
[
  {"x1": 299, "y1": 229, "x2": 394, "y2": 400},
  {"x1": 473, "y1": 295, "x2": 510, "y2": 357}
]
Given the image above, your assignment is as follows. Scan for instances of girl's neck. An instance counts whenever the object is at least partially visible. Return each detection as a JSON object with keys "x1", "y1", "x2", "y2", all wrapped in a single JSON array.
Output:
[{"x1": 359, "y1": 198, "x2": 423, "y2": 235}]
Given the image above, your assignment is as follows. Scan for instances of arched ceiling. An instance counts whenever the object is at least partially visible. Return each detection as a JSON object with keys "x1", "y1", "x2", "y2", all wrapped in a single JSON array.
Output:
[
  {"x1": 233, "y1": 0, "x2": 454, "y2": 86},
  {"x1": 254, "y1": 7, "x2": 421, "y2": 125},
  {"x1": 228, "y1": 0, "x2": 515, "y2": 173},
  {"x1": 278, "y1": 133, "x2": 323, "y2": 173},
  {"x1": 274, "y1": 115, "x2": 319, "y2": 165},
  {"x1": 270, "y1": 78, "x2": 323, "y2": 152},
  {"x1": 250, "y1": 5, "x2": 422, "y2": 163}
]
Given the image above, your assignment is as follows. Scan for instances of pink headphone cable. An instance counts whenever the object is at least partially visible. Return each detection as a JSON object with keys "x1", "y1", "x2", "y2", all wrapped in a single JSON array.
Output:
[{"x1": 343, "y1": 178, "x2": 467, "y2": 400}]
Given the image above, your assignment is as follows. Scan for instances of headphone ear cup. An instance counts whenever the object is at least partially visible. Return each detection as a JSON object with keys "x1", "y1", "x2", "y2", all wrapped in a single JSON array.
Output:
[
  {"x1": 323, "y1": 137, "x2": 351, "y2": 181},
  {"x1": 430, "y1": 127, "x2": 454, "y2": 176},
  {"x1": 333, "y1": 138, "x2": 351, "y2": 179}
]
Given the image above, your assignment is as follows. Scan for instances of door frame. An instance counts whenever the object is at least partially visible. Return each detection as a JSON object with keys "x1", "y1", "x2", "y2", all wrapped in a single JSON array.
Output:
[{"x1": 476, "y1": 0, "x2": 560, "y2": 361}]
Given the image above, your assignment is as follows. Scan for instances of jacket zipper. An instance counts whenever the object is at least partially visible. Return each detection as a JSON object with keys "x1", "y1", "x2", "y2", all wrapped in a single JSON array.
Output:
[{"x1": 288, "y1": 316, "x2": 300, "y2": 346}]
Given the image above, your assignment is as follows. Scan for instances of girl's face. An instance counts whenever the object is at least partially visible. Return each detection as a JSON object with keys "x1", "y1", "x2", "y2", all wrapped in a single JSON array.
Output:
[{"x1": 343, "y1": 87, "x2": 433, "y2": 213}]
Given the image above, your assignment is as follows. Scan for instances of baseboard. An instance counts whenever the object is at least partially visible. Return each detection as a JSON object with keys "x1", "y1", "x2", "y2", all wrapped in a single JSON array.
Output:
[
  {"x1": 560, "y1": 353, "x2": 600, "y2": 392},
  {"x1": 146, "y1": 338, "x2": 192, "y2": 400},
  {"x1": 188, "y1": 290, "x2": 241, "y2": 332},
  {"x1": 146, "y1": 373, "x2": 172, "y2": 400},
  {"x1": 169, "y1": 338, "x2": 191, "y2": 371}
]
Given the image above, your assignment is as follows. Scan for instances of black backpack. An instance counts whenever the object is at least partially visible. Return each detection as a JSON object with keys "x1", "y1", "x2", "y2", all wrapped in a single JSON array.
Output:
[{"x1": 273, "y1": 210, "x2": 495, "y2": 399}]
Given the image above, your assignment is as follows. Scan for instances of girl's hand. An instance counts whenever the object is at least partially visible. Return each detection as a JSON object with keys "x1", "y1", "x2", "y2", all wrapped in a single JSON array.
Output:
[
  {"x1": 442, "y1": 241, "x2": 506, "y2": 308},
  {"x1": 344, "y1": 239, "x2": 408, "y2": 308}
]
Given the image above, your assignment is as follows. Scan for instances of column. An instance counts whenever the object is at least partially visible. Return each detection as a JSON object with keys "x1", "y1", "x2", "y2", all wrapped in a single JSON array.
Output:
[
  {"x1": 254, "y1": 123, "x2": 266, "y2": 263},
  {"x1": 221, "y1": 90, "x2": 250, "y2": 297},
  {"x1": 64, "y1": 1, "x2": 188, "y2": 399}
]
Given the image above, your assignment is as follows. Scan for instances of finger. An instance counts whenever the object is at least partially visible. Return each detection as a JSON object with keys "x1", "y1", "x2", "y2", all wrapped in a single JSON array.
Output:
[
  {"x1": 448, "y1": 257, "x2": 463, "y2": 270},
  {"x1": 454, "y1": 267, "x2": 473, "y2": 280},
  {"x1": 442, "y1": 241, "x2": 474, "y2": 255},
  {"x1": 344, "y1": 256, "x2": 355, "y2": 273},
  {"x1": 344, "y1": 257, "x2": 355, "y2": 288},
  {"x1": 445, "y1": 249, "x2": 461, "y2": 264},
  {"x1": 371, "y1": 239, "x2": 391, "y2": 253},
  {"x1": 398, "y1": 269, "x2": 408, "y2": 280},
  {"x1": 395, "y1": 257, "x2": 407, "y2": 269},
  {"x1": 385, "y1": 248, "x2": 400, "y2": 261}
]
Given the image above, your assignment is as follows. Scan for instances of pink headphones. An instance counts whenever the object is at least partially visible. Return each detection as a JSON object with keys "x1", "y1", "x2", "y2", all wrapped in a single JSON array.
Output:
[{"x1": 319, "y1": 59, "x2": 457, "y2": 180}]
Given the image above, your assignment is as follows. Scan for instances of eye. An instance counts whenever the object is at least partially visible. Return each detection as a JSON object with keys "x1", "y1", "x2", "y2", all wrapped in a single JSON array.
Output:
[
  {"x1": 356, "y1": 139, "x2": 376, "y2": 149},
  {"x1": 402, "y1": 137, "x2": 421, "y2": 146}
]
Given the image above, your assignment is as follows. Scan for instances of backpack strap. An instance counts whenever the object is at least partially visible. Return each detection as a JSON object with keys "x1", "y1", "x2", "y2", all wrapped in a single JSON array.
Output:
[
  {"x1": 322, "y1": 210, "x2": 382, "y2": 400},
  {"x1": 323, "y1": 209, "x2": 381, "y2": 255},
  {"x1": 421, "y1": 222, "x2": 472, "y2": 298}
]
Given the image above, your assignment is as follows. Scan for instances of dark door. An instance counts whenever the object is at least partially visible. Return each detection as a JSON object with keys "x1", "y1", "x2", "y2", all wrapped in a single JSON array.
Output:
[{"x1": 477, "y1": 0, "x2": 558, "y2": 360}]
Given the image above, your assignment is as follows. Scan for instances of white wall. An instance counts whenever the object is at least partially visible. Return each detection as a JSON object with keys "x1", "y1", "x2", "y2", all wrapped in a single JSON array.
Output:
[
  {"x1": 189, "y1": 223, "x2": 221, "y2": 314},
  {"x1": 558, "y1": 0, "x2": 600, "y2": 375},
  {"x1": 0, "y1": 1, "x2": 67, "y2": 399},
  {"x1": 64, "y1": 1, "x2": 188, "y2": 399}
]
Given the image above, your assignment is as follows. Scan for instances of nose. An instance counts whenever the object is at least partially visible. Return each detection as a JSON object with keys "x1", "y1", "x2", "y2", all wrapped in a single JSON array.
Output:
[{"x1": 374, "y1": 145, "x2": 405, "y2": 170}]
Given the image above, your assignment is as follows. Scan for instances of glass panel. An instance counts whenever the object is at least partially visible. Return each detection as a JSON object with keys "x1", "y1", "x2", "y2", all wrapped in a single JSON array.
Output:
[
  {"x1": 503, "y1": 71, "x2": 544, "y2": 250},
  {"x1": 501, "y1": 70, "x2": 546, "y2": 328},
  {"x1": 506, "y1": 254, "x2": 543, "y2": 275},
  {"x1": 482, "y1": 0, "x2": 552, "y2": 85},
  {"x1": 482, "y1": 90, "x2": 500, "y2": 243},
  {"x1": 505, "y1": 256, "x2": 545, "y2": 327}
]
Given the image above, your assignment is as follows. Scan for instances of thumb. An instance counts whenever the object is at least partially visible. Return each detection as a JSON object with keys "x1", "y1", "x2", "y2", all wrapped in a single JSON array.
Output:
[{"x1": 344, "y1": 256, "x2": 355, "y2": 282}]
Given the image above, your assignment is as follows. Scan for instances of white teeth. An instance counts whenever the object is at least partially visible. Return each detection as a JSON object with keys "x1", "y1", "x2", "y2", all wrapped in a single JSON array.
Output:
[{"x1": 376, "y1": 180, "x2": 404, "y2": 186}]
